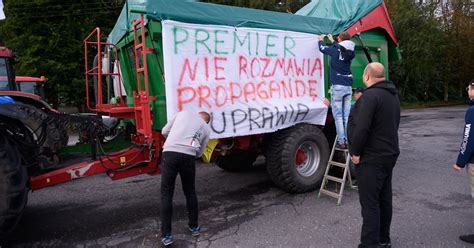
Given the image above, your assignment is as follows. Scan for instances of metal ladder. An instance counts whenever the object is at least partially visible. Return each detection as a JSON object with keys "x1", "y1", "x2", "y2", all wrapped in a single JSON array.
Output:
[{"x1": 318, "y1": 137, "x2": 357, "y2": 205}]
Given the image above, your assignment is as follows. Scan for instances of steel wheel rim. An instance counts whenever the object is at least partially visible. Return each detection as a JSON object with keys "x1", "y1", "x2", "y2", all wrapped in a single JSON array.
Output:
[{"x1": 294, "y1": 141, "x2": 321, "y2": 177}]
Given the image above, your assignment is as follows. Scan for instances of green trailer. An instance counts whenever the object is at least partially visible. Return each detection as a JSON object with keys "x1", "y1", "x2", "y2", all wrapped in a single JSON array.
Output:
[{"x1": 106, "y1": 0, "x2": 399, "y2": 192}]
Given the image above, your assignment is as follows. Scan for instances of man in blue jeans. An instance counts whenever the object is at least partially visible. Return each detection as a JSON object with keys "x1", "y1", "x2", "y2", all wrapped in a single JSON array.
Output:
[
  {"x1": 319, "y1": 32, "x2": 356, "y2": 149},
  {"x1": 160, "y1": 111, "x2": 211, "y2": 246}
]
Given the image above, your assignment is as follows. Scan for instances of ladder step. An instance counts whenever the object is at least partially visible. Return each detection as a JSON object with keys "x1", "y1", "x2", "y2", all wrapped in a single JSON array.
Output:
[
  {"x1": 325, "y1": 175, "x2": 344, "y2": 183},
  {"x1": 334, "y1": 147, "x2": 349, "y2": 152},
  {"x1": 329, "y1": 161, "x2": 347, "y2": 168},
  {"x1": 319, "y1": 188, "x2": 340, "y2": 199}
]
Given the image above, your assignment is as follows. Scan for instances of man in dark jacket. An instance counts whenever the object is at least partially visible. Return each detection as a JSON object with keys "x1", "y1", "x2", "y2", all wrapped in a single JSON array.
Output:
[
  {"x1": 319, "y1": 32, "x2": 356, "y2": 149},
  {"x1": 348, "y1": 62, "x2": 400, "y2": 248},
  {"x1": 452, "y1": 80, "x2": 474, "y2": 244}
]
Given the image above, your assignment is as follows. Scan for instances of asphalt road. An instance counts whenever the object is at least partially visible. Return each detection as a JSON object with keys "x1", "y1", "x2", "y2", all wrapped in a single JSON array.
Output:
[{"x1": 3, "y1": 106, "x2": 474, "y2": 248}]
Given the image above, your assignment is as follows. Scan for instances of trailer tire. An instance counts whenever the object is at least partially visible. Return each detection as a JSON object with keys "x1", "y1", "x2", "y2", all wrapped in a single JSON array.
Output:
[
  {"x1": 265, "y1": 124, "x2": 330, "y2": 193},
  {"x1": 215, "y1": 150, "x2": 258, "y2": 172},
  {"x1": 0, "y1": 135, "x2": 29, "y2": 240}
]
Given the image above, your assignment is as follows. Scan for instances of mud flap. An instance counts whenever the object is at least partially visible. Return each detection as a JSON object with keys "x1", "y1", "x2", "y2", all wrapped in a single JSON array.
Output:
[{"x1": 202, "y1": 139, "x2": 219, "y2": 163}]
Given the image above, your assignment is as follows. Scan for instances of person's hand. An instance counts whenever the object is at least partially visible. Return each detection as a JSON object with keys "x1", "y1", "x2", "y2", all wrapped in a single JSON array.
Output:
[
  {"x1": 319, "y1": 34, "x2": 325, "y2": 41},
  {"x1": 327, "y1": 34, "x2": 334, "y2": 42},
  {"x1": 351, "y1": 155, "x2": 360, "y2": 165},
  {"x1": 323, "y1": 97, "x2": 330, "y2": 107},
  {"x1": 453, "y1": 164, "x2": 462, "y2": 172}
]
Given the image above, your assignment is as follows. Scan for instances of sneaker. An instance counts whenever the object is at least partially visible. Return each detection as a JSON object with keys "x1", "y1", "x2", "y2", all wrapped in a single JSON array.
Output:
[
  {"x1": 460, "y1": 234, "x2": 474, "y2": 244},
  {"x1": 188, "y1": 226, "x2": 201, "y2": 236},
  {"x1": 161, "y1": 234, "x2": 174, "y2": 246}
]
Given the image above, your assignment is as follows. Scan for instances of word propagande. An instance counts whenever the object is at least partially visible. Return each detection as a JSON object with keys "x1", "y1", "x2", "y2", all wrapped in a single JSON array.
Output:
[{"x1": 177, "y1": 78, "x2": 321, "y2": 111}]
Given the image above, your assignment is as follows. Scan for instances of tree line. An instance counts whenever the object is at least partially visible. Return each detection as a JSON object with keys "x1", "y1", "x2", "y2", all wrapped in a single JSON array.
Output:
[
  {"x1": 386, "y1": 0, "x2": 473, "y2": 102},
  {"x1": 0, "y1": 0, "x2": 124, "y2": 110},
  {"x1": 0, "y1": 0, "x2": 472, "y2": 109}
]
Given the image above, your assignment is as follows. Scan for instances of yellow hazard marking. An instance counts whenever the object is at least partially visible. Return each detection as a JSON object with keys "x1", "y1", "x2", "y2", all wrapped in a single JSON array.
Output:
[{"x1": 202, "y1": 139, "x2": 219, "y2": 163}]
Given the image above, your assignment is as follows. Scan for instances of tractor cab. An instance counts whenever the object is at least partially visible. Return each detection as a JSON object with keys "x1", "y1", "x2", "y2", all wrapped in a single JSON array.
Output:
[
  {"x1": 0, "y1": 47, "x2": 53, "y2": 110},
  {"x1": 0, "y1": 47, "x2": 16, "y2": 91},
  {"x1": 15, "y1": 76, "x2": 48, "y2": 99}
]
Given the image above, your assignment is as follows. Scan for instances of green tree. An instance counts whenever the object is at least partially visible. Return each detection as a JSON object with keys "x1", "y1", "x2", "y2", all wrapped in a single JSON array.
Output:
[
  {"x1": 386, "y1": 0, "x2": 473, "y2": 102},
  {"x1": 439, "y1": 0, "x2": 474, "y2": 101},
  {"x1": 386, "y1": 0, "x2": 444, "y2": 101},
  {"x1": 0, "y1": 0, "x2": 124, "y2": 110}
]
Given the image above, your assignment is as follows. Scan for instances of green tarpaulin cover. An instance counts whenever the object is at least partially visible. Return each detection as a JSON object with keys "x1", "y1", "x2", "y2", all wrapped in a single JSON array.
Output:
[
  {"x1": 108, "y1": 0, "x2": 146, "y2": 44},
  {"x1": 109, "y1": 0, "x2": 382, "y2": 45},
  {"x1": 295, "y1": 0, "x2": 383, "y2": 32},
  {"x1": 108, "y1": 0, "x2": 198, "y2": 44}
]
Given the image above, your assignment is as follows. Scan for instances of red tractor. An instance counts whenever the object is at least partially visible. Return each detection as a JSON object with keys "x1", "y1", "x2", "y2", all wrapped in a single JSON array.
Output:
[
  {"x1": 15, "y1": 76, "x2": 48, "y2": 99},
  {"x1": 0, "y1": 47, "x2": 71, "y2": 237},
  {"x1": 0, "y1": 16, "x2": 177, "y2": 237}
]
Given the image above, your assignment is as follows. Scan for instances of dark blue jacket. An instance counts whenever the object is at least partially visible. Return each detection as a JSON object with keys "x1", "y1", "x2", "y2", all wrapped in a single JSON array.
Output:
[
  {"x1": 456, "y1": 100, "x2": 474, "y2": 167},
  {"x1": 318, "y1": 40, "x2": 355, "y2": 87}
]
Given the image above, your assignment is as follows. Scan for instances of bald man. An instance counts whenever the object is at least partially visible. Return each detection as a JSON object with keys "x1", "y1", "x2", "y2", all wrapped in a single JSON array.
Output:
[{"x1": 348, "y1": 62, "x2": 400, "y2": 248}]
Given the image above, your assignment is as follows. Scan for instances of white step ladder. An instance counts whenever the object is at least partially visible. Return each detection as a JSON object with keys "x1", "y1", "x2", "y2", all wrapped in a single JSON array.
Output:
[{"x1": 318, "y1": 137, "x2": 357, "y2": 205}]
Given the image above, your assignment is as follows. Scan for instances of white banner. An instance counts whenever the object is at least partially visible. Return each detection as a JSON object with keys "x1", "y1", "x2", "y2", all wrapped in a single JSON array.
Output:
[{"x1": 162, "y1": 20, "x2": 327, "y2": 139}]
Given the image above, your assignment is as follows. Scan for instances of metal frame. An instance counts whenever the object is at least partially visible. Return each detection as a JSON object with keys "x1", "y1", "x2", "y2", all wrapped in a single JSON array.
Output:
[
  {"x1": 30, "y1": 15, "x2": 160, "y2": 190},
  {"x1": 30, "y1": 132, "x2": 162, "y2": 190},
  {"x1": 132, "y1": 15, "x2": 155, "y2": 142},
  {"x1": 84, "y1": 28, "x2": 132, "y2": 118},
  {"x1": 318, "y1": 136, "x2": 356, "y2": 205}
]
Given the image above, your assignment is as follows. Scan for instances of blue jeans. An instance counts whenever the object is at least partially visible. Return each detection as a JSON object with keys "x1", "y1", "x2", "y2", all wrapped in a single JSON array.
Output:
[{"x1": 331, "y1": 84, "x2": 352, "y2": 145}]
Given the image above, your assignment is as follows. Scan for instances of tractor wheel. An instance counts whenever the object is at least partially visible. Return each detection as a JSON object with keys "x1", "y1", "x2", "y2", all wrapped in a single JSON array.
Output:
[
  {"x1": 215, "y1": 149, "x2": 258, "y2": 172},
  {"x1": 265, "y1": 124, "x2": 330, "y2": 193},
  {"x1": 16, "y1": 103, "x2": 63, "y2": 170},
  {"x1": 0, "y1": 135, "x2": 29, "y2": 240}
]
